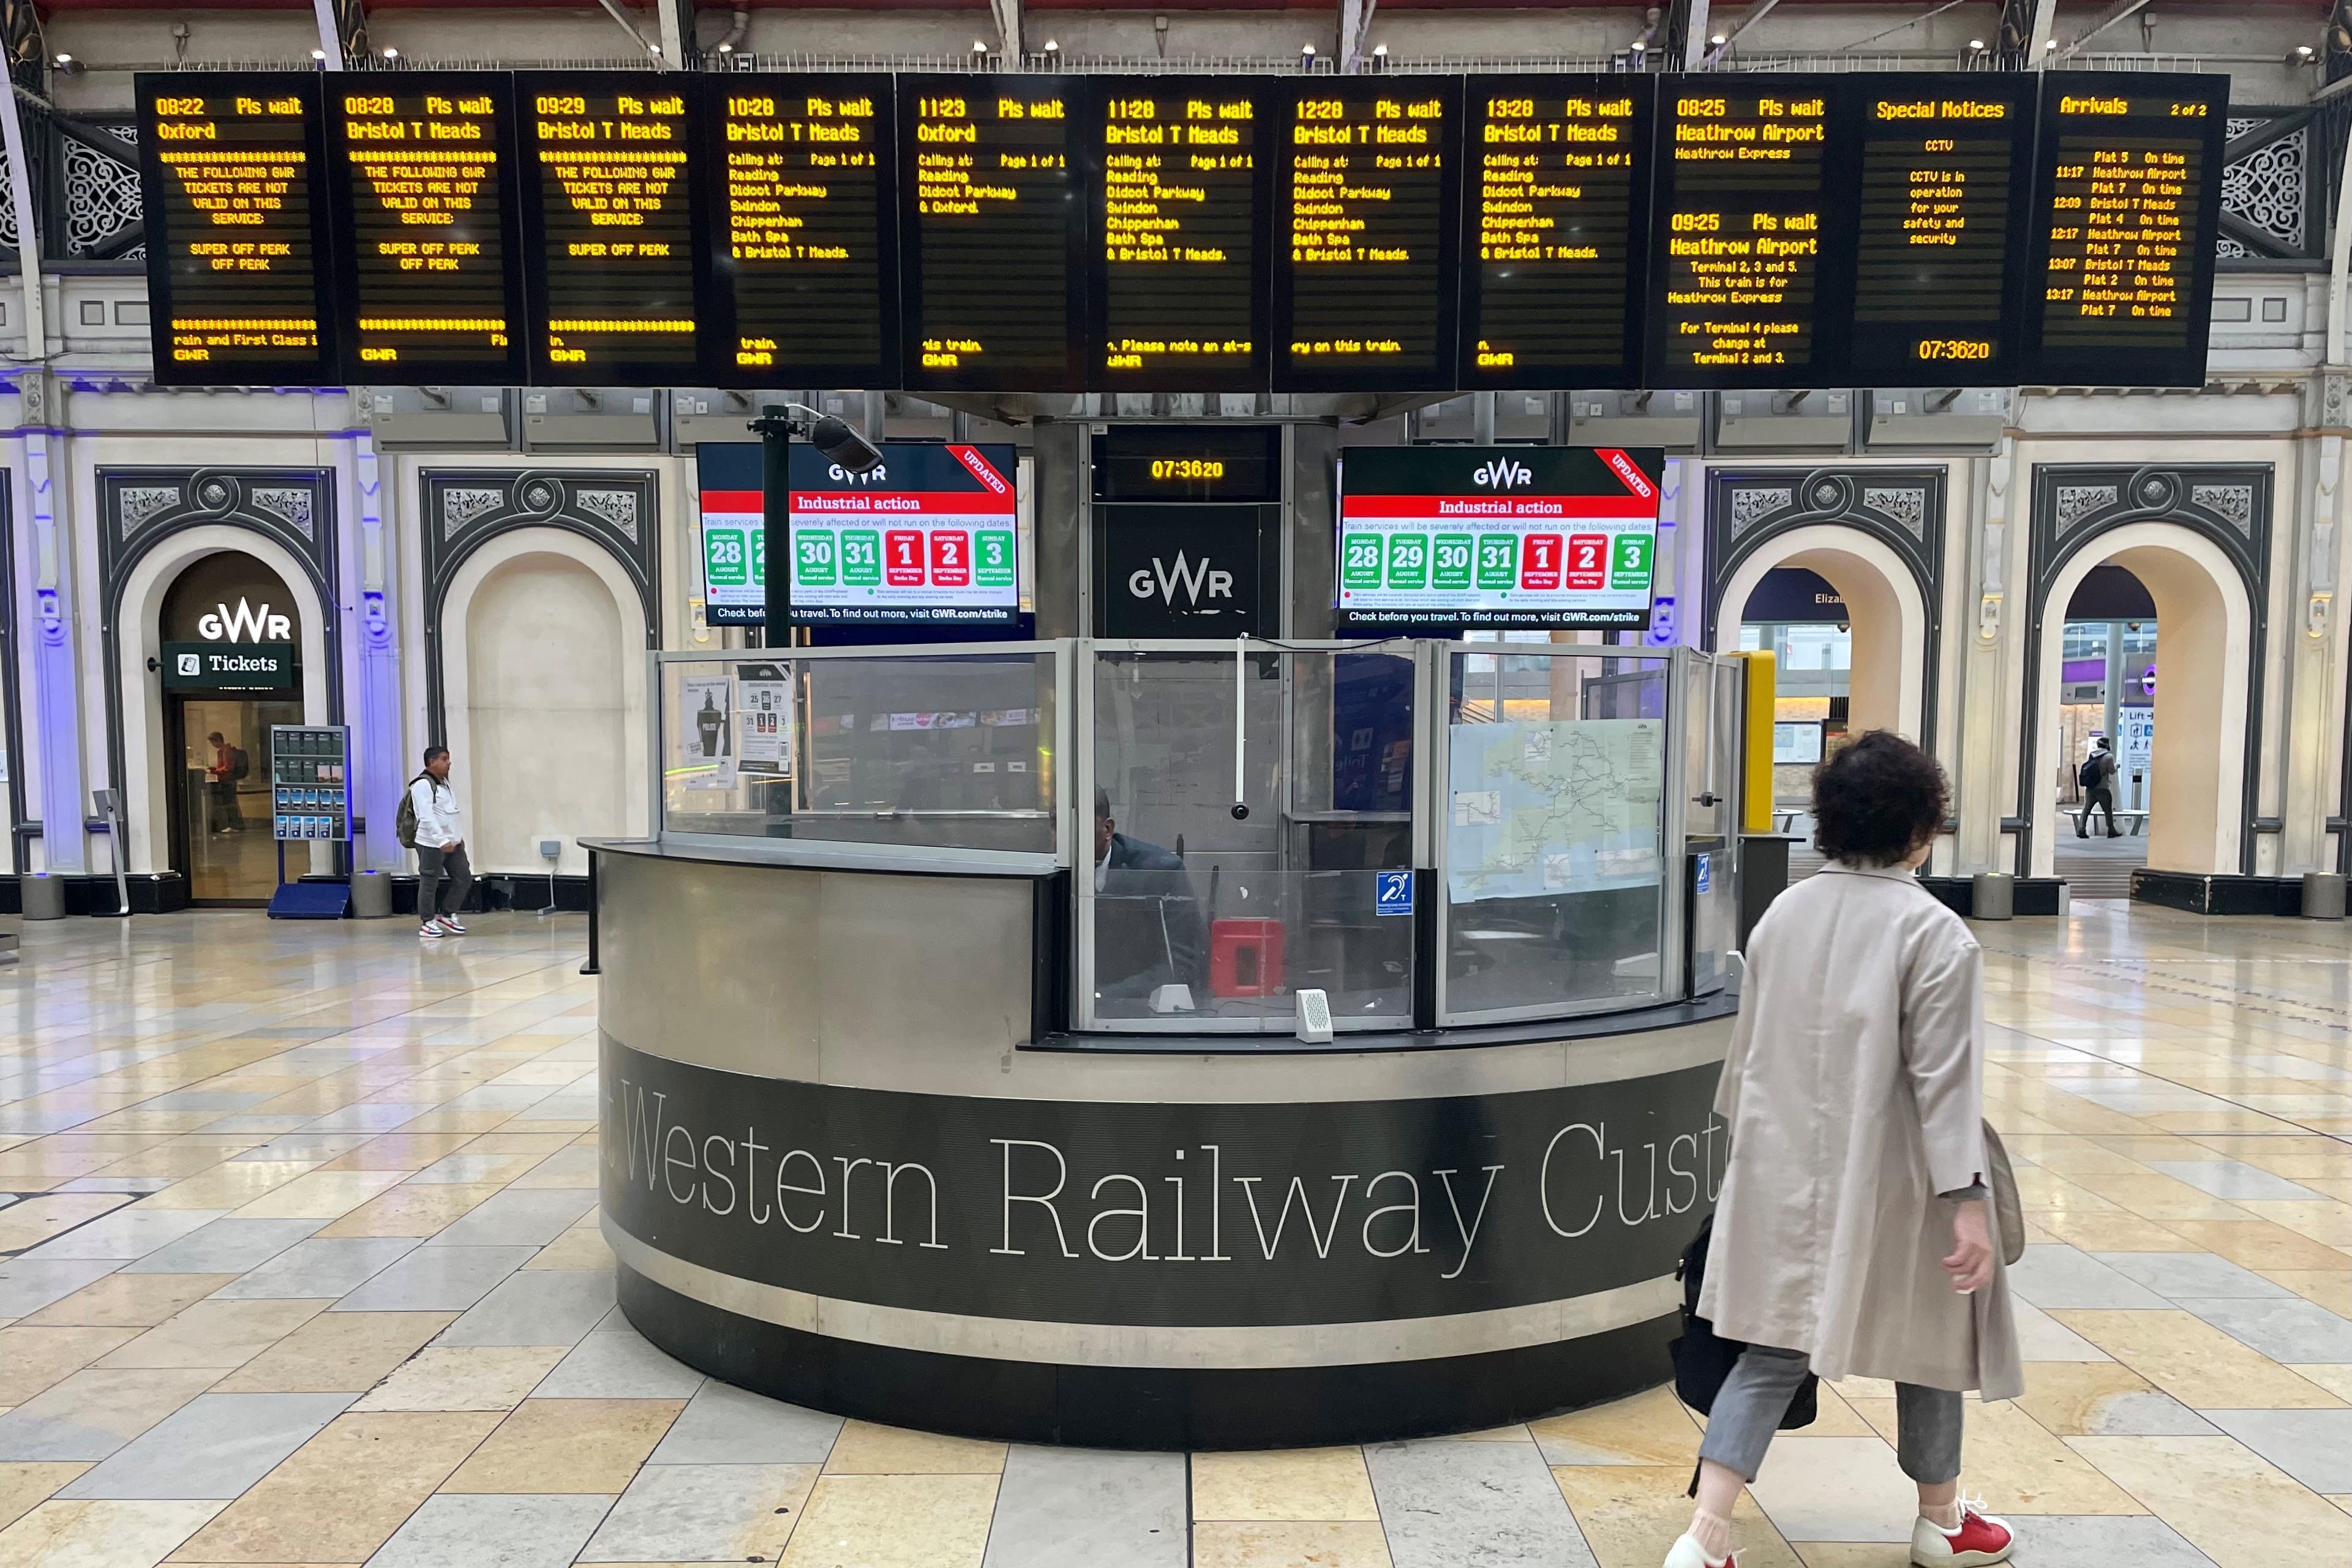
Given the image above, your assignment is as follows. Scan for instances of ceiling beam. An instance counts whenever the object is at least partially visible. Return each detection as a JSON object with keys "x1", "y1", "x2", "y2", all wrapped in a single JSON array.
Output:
[
  {"x1": 2056, "y1": 0, "x2": 2154, "y2": 61},
  {"x1": 1704, "y1": 0, "x2": 1783, "y2": 67}
]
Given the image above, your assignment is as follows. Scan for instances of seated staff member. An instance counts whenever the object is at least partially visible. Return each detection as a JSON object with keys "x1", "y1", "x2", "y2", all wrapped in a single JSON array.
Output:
[{"x1": 1092, "y1": 787, "x2": 1206, "y2": 1000}]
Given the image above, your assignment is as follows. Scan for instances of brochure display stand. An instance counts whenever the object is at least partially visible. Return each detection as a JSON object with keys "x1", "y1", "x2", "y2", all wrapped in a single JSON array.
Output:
[{"x1": 266, "y1": 724, "x2": 354, "y2": 919}]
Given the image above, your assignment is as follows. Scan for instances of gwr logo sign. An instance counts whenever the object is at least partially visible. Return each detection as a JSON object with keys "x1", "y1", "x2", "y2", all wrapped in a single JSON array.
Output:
[
  {"x1": 1127, "y1": 552, "x2": 1233, "y2": 607},
  {"x1": 195, "y1": 599, "x2": 292, "y2": 642},
  {"x1": 1471, "y1": 458, "x2": 1533, "y2": 489}
]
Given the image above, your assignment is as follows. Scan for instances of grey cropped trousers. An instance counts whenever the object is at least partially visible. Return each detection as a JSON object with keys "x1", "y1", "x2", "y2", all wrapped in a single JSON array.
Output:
[{"x1": 1696, "y1": 1343, "x2": 1963, "y2": 1485}]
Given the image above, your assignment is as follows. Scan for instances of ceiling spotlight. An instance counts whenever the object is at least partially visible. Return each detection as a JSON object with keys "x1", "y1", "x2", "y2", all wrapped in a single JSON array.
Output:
[
  {"x1": 1968, "y1": 37, "x2": 1986, "y2": 50},
  {"x1": 1302, "y1": 43, "x2": 1317, "y2": 56},
  {"x1": 1710, "y1": 32, "x2": 1726, "y2": 45},
  {"x1": 1043, "y1": 39, "x2": 1059, "y2": 52},
  {"x1": 717, "y1": 40, "x2": 733, "y2": 53},
  {"x1": 381, "y1": 46, "x2": 398, "y2": 59},
  {"x1": 310, "y1": 48, "x2": 327, "y2": 60},
  {"x1": 1373, "y1": 42, "x2": 1388, "y2": 56},
  {"x1": 972, "y1": 39, "x2": 988, "y2": 53},
  {"x1": 1631, "y1": 40, "x2": 1647, "y2": 53},
  {"x1": 2045, "y1": 38, "x2": 2057, "y2": 49},
  {"x1": 2298, "y1": 43, "x2": 2316, "y2": 58},
  {"x1": 51, "y1": 51, "x2": 70, "y2": 64}
]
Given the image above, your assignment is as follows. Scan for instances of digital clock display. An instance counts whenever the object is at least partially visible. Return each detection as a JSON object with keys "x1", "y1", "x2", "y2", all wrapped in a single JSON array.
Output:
[
  {"x1": 139, "y1": 73, "x2": 340, "y2": 385},
  {"x1": 1093, "y1": 426, "x2": 1282, "y2": 503},
  {"x1": 1847, "y1": 74, "x2": 2037, "y2": 384}
]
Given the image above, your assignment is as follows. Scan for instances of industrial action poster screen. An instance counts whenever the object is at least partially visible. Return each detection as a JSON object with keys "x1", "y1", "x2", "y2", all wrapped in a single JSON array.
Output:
[
  {"x1": 1336, "y1": 446, "x2": 1663, "y2": 631},
  {"x1": 694, "y1": 441, "x2": 765, "y2": 626},
  {"x1": 786, "y1": 441, "x2": 1020, "y2": 626}
]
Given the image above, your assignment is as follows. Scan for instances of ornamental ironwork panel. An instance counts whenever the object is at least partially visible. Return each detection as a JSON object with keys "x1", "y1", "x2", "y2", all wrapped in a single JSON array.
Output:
[
  {"x1": 2217, "y1": 106, "x2": 2326, "y2": 267},
  {"x1": 418, "y1": 468, "x2": 661, "y2": 743}
]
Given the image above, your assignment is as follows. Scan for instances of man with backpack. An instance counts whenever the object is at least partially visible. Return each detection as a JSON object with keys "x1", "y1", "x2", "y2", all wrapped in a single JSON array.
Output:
[
  {"x1": 399, "y1": 746, "x2": 472, "y2": 937},
  {"x1": 204, "y1": 730, "x2": 244, "y2": 832},
  {"x1": 2075, "y1": 737, "x2": 2121, "y2": 839}
]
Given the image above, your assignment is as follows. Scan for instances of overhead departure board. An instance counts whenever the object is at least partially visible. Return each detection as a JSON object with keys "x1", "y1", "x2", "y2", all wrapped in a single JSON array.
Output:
[
  {"x1": 1459, "y1": 76, "x2": 1652, "y2": 391},
  {"x1": 516, "y1": 73, "x2": 702, "y2": 384},
  {"x1": 1849, "y1": 77, "x2": 2036, "y2": 384},
  {"x1": 1647, "y1": 78, "x2": 1844, "y2": 389},
  {"x1": 1086, "y1": 79, "x2": 1269, "y2": 391},
  {"x1": 138, "y1": 74, "x2": 339, "y2": 384},
  {"x1": 900, "y1": 76, "x2": 1086, "y2": 391},
  {"x1": 324, "y1": 73, "x2": 527, "y2": 384},
  {"x1": 2025, "y1": 72, "x2": 2225, "y2": 388},
  {"x1": 1274, "y1": 80, "x2": 1462, "y2": 392},
  {"x1": 703, "y1": 74, "x2": 900, "y2": 387}
]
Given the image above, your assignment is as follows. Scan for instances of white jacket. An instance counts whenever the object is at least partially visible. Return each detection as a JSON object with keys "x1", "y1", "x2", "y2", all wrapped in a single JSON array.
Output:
[{"x1": 409, "y1": 775, "x2": 463, "y2": 851}]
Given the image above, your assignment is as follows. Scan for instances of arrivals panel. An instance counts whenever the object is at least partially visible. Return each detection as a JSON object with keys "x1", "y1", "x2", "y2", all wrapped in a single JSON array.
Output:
[{"x1": 140, "y1": 67, "x2": 2230, "y2": 392}]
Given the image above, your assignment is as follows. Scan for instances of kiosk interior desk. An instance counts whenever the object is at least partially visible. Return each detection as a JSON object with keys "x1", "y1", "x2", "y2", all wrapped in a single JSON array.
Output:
[{"x1": 587, "y1": 639, "x2": 1748, "y2": 1449}]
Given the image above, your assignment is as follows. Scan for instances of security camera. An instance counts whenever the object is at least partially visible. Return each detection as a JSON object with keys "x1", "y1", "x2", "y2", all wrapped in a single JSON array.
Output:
[
  {"x1": 808, "y1": 413, "x2": 883, "y2": 475},
  {"x1": 1231, "y1": 802, "x2": 1250, "y2": 820}
]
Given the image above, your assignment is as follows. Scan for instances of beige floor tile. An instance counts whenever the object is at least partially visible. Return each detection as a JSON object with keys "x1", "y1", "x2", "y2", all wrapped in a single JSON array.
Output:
[
  {"x1": 353, "y1": 1346, "x2": 568, "y2": 1412},
  {"x1": 0, "y1": 1151, "x2": 127, "y2": 1189},
  {"x1": 461, "y1": 1133, "x2": 574, "y2": 1155},
  {"x1": 316, "y1": 1133, "x2": 478, "y2": 1173},
  {"x1": 143, "y1": 1163, "x2": 317, "y2": 1210},
  {"x1": 311, "y1": 1184, "x2": 502, "y2": 1239},
  {"x1": 170, "y1": 1411, "x2": 498, "y2": 1564},
  {"x1": 521, "y1": 1228, "x2": 612, "y2": 1271},
  {"x1": 821, "y1": 1420, "x2": 1007, "y2": 1476},
  {"x1": 2290, "y1": 1365, "x2": 2352, "y2": 1401},
  {"x1": 2028, "y1": 1210, "x2": 2189, "y2": 1251},
  {"x1": 440, "y1": 1398, "x2": 684, "y2": 1493},
  {"x1": 0, "y1": 1326, "x2": 141, "y2": 1405},
  {"x1": 1192, "y1": 1448, "x2": 1378, "y2": 1521},
  {"x1": 2010, "y1": 1361, "x2": 2167, "y2": 1437},
  {"x1": 19, "y1": 1274, "x2": 239, "y2": 1330},
  {"x1": 2260, "y1": 1270, "x2": 2352, "y2": 1316},
  {"x1": 2059, "y1": 1171, "x2": 2260, "y2": 1223},
  {"x1": 232, "y1": 1171, "x2": 407, "y2": 1221},
  {"x1": 1550, "y1": 1465, "x2": 1805, "y2": 1568},
  {"x1": 1939, "y1": 1398, "x2": 2143, "y2": 1514},
  {"x1": 97, "y1": 1299, "x2": 331, "y2": 1371},
  {"x1": 2068, "y1": 1435, "x2": 2350, "y2": 1568},
  {"x1": 0, "y1": 1195, "x2": 133, "y2": 1251},
  {"x1": 0, "y1": 1465, "x2": 91, "y2": 1534},
  {"x1": 2151, "y1": 1220, "x2": 2352, "y2": 1274},
  {"x1": 0, "y1": 1499, "x2": 225, "y2": 1568},
  {"x1": 2048, "y1": 1310, "x2": 2347, "y2": 1410},
  {"x1": 775, "y1": 1473, "x2": 999, "y2": 1568},
  {"x1": 1792, "y1": 1545, "x2": 1911, "y2": 1567},
  {"x1": 1529, "y1": 1386, "x2": 1704, "y2": 1464},
  {"x1": 2231, "y1": 1199, "x2": 2352, "y2": 1247},
  {"x1": 1190, "y1": 1520, "x2": 1394, "y2": 1568},
  {"x1": 388, "y1": 1110, "x2": 516, "y2": 1135},
  {"x1": 215, "y1": 1311, "x2": 457, "y2": 1395}
]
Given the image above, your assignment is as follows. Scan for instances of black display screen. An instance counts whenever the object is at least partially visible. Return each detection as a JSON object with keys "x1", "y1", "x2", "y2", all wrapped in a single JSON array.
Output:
[
  {"x1": 1092, "y1": 426, "x2": 1283, "y2": 502},
  {"x1": 900, "y1": 75, "x2": 1086, "y2": 391},
  {"x1": 1459, "y1": 75, "x2": 1652, "y2": 391},
  {"x1": 139, "y1": 73, "x2": 339, "y2": 384},
  {"x1": 516, "y1": 72, "x2": 702, "y2": 384},
  {"x1": 1086, "y1": 78, "x2": 1270, "y2": 392},
  {"x1": 703, "y1": 73, "x2": 900, "y2": 388},
  {"x1": 1646, "y1": 77, "x2": 1845, "y2": 389},
  {"x1": 1273, "y1": 79, "x2": 1462, "y2": 393},
  {"x1": 2024, "y1": 72, "x2": 2226, "y2": 388},
  {"x1": 1848, "y1": 75, "x2": 2037, "y2": 385},
  {"x1": 324, "y1": 73, "x2": 527, "y2": 384}
]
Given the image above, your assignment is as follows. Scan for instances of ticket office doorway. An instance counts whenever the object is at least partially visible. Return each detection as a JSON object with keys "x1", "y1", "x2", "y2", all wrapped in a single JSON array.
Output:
[{"x1": 157, "y1": 550, "x2": 305, "y2": 905}]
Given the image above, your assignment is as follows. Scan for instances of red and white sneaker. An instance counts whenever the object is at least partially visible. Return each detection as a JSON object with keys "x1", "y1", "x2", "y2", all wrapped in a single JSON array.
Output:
[
  {"x1": 1663, "y1": 1533, "x2": 1735, "y2": 1568},
  {"x1": 1911, "y1": 1498, "x2": 2014, "y2": 1567}
]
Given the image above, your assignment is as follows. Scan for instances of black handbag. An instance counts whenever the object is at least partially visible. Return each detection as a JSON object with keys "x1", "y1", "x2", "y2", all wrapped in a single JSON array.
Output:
[{"x1": 1668, "y1": 1214, "x2": 1817, "y2": 1491}]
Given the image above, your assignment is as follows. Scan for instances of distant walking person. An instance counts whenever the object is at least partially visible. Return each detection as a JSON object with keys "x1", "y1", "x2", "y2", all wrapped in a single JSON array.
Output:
[
  {"x1": 2076, "y1": 737, "x2": 2121, "y2": 839},
  {"x1": 204, "y1": 730, "x2": 244, "y2": 832},
  {"x1": 403, "y1": 746, "x2": 472, "y2": 938}
]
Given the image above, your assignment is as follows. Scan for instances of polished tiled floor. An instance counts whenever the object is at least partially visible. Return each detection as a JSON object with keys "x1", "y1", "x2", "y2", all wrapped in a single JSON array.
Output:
[{"x1": 0, "y1": 903, "x2": 2345, "y2": 1567}]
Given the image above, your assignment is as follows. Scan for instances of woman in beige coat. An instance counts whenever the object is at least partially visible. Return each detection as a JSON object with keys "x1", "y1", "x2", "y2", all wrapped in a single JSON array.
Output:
[{"x1": 1665, "y1": 732, "x2": 2023, "y2": 1568}]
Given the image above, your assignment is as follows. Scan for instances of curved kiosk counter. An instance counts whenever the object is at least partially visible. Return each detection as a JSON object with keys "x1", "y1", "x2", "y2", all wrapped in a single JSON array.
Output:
[{"x1": 590, "y1": 639, "x2": 1750, "y2": 1449}]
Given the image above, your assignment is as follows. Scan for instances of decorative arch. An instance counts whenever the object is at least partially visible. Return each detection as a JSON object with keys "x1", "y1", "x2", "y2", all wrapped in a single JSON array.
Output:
[
  {"x1": 1704, "y1": 465, "x2": 1946, "y2": 749},
  {"x1": 2019, "y1": 463, "x2": 2272, "y2": 876},
  {"x1": 96, "y1": 468, "x2": 339, "y2": 849},
  {"x1": 438, "y1": 529, "x2": 650, "y2": 871},
  {"x1": 109, "y1": 528, "x2": 334, "y2": 875},
  {"x1": 1715, "y1": 528, "x2": 1929, "y2": 743},
  {"x1": 419, "y1": 468, "x2": 659, "y2": 744}
]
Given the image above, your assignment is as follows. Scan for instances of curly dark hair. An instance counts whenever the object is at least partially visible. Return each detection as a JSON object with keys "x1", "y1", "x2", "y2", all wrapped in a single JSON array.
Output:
[{"x1": 1812, "y1": 730, "x2": 1948, "y2": 867}]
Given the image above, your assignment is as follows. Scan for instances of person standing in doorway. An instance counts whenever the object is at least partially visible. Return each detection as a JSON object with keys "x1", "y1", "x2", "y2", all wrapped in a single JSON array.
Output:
[
  {"x1": 1663, "y1": 732, "x2": 2020, "y2": 1568},
  {"x1": 205, "y1": 731, "x2": 244, "y2": 833},
  {"x1": 2076, "y1": 737, "x2": 2121, "y2": 839},
  {"x1": 410, "y1": 746, "x2": 472, "y2": 938}
]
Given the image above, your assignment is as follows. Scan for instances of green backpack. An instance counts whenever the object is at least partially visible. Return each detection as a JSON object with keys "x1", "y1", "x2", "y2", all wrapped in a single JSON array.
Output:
[{"x1": 395, "y1": 775, "x2": 430, "y2": 850}]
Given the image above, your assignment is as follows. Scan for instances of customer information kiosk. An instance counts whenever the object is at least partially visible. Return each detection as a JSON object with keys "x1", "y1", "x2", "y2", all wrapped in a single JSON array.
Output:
[{"x1": 586, "y1": 633, "x2": 1747, "y2": 1449}]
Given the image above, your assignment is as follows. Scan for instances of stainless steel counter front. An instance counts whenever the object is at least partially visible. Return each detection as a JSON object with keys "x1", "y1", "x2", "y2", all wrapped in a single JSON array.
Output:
[{"x1": 588, "y1": 839, "x2": 1734, "y2": 1449}]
